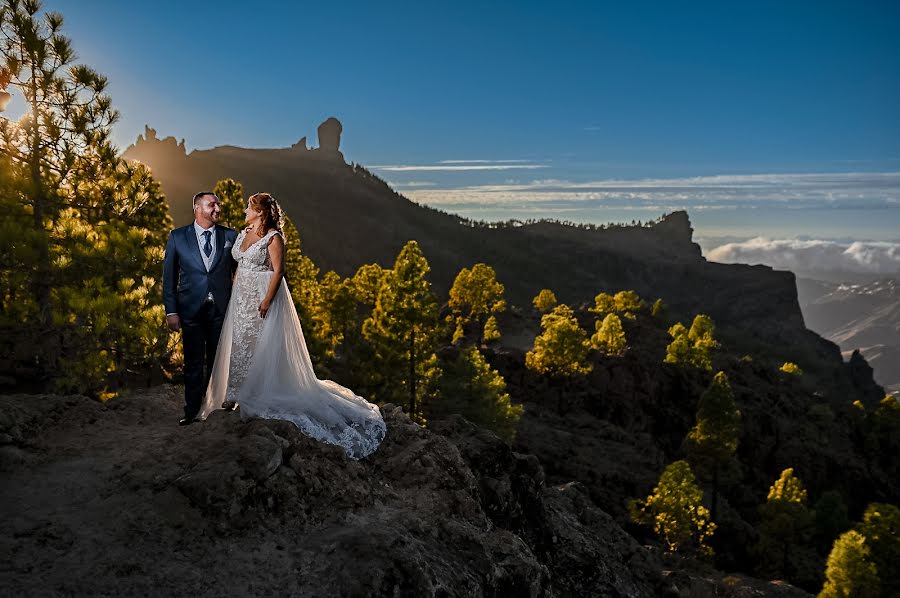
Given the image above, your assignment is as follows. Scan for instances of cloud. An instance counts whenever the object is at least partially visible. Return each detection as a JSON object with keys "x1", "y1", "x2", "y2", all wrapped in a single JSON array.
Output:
[
  {"x1": 389, "y1": 181, "x2": 437, "y2": 188},
  {"x1": 401, "y1": 171, "x2": 900, "y2": 210},
  {"x1": 372, "y1": 163, "x2": 548, "y2": 171},
  {"x1": 437, "y1": 159, "x2": 534, "y2": 164},
  {"x1": 707, "y1": 238, "x2": 900, "y2": 274}
]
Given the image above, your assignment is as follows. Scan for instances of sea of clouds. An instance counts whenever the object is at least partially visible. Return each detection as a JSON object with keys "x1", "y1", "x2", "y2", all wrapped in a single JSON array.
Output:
[{"x1": 706, "y1": 238, "x2": 900, "y2": 275}]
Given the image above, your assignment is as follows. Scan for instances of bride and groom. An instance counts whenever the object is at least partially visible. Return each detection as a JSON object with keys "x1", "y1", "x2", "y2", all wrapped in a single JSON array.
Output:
[{"x1": 162, "y1": 191, "x2": 385, "y2": 460}]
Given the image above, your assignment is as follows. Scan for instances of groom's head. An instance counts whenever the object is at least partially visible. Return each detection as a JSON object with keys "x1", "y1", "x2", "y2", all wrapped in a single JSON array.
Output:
[{"x1": 193, "y1": 192, "x2": 221, "y2": 227}]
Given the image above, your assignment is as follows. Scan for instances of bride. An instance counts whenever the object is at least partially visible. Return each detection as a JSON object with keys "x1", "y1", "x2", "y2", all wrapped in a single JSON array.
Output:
[{"x1": 199, "y1": 192, "x2": 386, "y2": 460}]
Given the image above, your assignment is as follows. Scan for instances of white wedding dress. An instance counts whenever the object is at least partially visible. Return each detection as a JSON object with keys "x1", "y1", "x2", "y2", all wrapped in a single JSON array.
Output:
[{"x1": 199, "y1": 228, "x2": 386, "y2": 460}]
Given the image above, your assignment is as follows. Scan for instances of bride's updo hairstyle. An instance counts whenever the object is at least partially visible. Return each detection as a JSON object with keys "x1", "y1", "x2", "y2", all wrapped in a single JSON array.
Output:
[{"x1": 248, "y1": 192, "x2": 284, "y2": 235}]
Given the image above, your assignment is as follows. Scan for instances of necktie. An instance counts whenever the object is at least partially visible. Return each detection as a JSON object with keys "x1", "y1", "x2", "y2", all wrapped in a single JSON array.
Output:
[{"x1": 202, "y1": 230, "x2": 212, "y2": 257}]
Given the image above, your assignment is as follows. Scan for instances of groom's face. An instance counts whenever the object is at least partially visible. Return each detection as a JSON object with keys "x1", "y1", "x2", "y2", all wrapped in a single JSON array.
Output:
[{"x1": 194, "y1": 194, "x2": 221, "y2": 225}]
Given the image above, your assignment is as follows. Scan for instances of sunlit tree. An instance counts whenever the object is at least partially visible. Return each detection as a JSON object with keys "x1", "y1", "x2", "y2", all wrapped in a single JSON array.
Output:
[
  {"x1": 664, "y1": 314, "x2": 719, "y2": 370},
  {"x1": 780, "y1": 362, "x2": 803, "y2": 376},
  {"x1": 213, "y1": 178, "x2": 245, "y2": 230},
  {"x1": 532, "y1": 288, "x2": 557, "y2": 312},
  {"x1": 757, "y1": 468, "x2": 814, "y2": 579},
  {"x1": 819, "y1": 530, "x2": 880, "y2": 598},
  {"x1": 447, "y1": 263, "x2": 506, "y2": 346},
  {"x1": 315, "y1": 270, "x2": 358, "y2": 360},
  {"x1": 351, "y1": 263, "x2": 388, "y2": 306},
  {"x1": 589, "y1": 292, "x2": 616, "y2": 316},
  {"x1": 591, "y1": 312, "x2": 627, "y2": 356},
  {"x1": 629, "y1": 460, "x2": 716, "y2": 557},
  {"x1": 651, "y1": 298, "x2": 667, "y2": 319},
  {"x1": 685, "y1": 371, "x2": 741, "y2": 523},
  {"x1": 0, "y1": 2, "x2": 172, "y2": 394},
  {"x1": 857, "y1": 502, "x2": 900, "y2": 598},
  {"x1": 482, "y1": 314, "x2": 501, "y2": 345},
  {"x1": 526, "y1": 303, "x2": 592, "y2": 413},
  {"x1": 362, "y1": 240, "x2": 441, "y2": 421}
]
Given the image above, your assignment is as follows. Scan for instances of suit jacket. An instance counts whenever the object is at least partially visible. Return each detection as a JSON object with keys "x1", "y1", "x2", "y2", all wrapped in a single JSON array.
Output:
[{"x1": 162, "y1": 224, "x2": 239, "y2": 319}]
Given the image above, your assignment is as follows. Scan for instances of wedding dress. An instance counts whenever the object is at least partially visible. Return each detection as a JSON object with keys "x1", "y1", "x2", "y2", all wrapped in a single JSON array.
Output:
[{"x1": 199, "y1": 228, "x2": 386, "y2": 460}]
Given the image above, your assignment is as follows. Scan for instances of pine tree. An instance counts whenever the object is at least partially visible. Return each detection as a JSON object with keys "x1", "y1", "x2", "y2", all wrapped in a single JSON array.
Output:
[
  {"x1": 780, "y1": 362, "x2": 803, "y2": 376},
  {"x1": 685, "y1": 371, "x2": 741, "y2": 523},
  {"x1": 629, "y1": 460, "x2": 716, "y2": 556},
  {"x1": 591, "y1": 312, "x2": 627, "y2": 356},
  {"x1": 819, "y1": 530, "x2": 880, "y2": 598},
  {"x1": 757, "y1": 468, "x2": 814, "y2": 579},
  {"x1": 651, "y1": 298, "x2": 667, "y2": 319},
  {"x1": 532, "y1": 288, "x2": 557, "y2": 312},
  {"x1": 866, "y1": 396, "x2": 900, "y2": 479},
  {"x1": 814, "y1": 491, "x2": 850, "y2": 551},
  {"x1": 213, "y1": 178, "x2": 245, "y2": 230},
  {"x1": 1, "y1": 3, "x2": 172, "y2": 394},
  {"x1": 447, "y1": 263, "x2": 506, "y2": 346},
  {"x1": 429, "y1": 346, "x2": 523, "y2": 442},
  {"x1": 316, "y1": 271, "x2": 358, "y2": 360},
  {"x1": 482, "y1": 314, "x2": 501, "y2": 345},
  {"x1": 613, "y1": 290, "x2": 645, "y2": 317},
  {"x1": 688, "y1": 314, "x2": 719, "y2": 369},
  {"x1": 526, "y1": 304, "x2": 592, "y2": 414},
  {"x1": 362, "y1": 240, "x2": 441, "y2": 422},
  {"x1": 664, "y1": 315, "x2": 719, "y2": 370},
  {"x1": 589, "y1": 292, "x2": 616, "y2": 316},
  {"x1": 351, "y1": 263, "x2": 388, "y2": 306},
  {"x1": 1, "y1": 1, "x2": 118, "y2": 335},
  {"x1": 857, "y1": 502, "x2": 899, "y2": 598},
  {"x1": 664, "y1": 323, "x2": 693, "y2": 365}
]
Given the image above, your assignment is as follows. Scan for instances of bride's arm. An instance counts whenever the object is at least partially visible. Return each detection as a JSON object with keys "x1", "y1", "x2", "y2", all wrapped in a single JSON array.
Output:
[{"x1": 259, "y1": 233, "x2": 286, "y2": 318}]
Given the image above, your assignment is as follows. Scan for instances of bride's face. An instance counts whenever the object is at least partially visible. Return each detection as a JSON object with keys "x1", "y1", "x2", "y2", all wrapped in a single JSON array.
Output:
[{"x1": 245, "y1": 202, "x2": 261, "y2": 226}]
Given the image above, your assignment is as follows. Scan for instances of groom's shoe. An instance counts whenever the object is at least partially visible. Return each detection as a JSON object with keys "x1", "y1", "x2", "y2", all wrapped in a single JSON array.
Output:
[
  {"x1": 221, "y1": 400, "x2": 237, "y2": 411},
  {"x1": 179, "y1": 415, "x2": 198, "y2": 426}
]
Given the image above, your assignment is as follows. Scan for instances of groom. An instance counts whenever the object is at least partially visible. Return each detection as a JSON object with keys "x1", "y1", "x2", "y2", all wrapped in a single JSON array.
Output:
[{"x1": 163, "y1": 192, "x2": 239, "y2": 425}]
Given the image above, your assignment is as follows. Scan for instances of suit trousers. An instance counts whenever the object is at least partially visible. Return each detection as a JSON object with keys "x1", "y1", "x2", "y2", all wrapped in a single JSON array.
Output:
[{"x1": 181, "y1": 300, "x2": 225, "y2": 418}]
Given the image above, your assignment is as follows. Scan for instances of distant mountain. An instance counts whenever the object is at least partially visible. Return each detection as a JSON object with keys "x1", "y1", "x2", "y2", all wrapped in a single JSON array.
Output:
[
  {"x1": 122, "y1": 119, "x2": 884, "y2": 407},
  {"x1": 798, "y1": 277, "x2": 900, "y2": 394}
]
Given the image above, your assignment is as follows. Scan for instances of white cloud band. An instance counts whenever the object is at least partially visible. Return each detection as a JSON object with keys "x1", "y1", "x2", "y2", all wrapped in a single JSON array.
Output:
[{"x1": 707, "y1": 238, "x2": 900, "y2": 274}]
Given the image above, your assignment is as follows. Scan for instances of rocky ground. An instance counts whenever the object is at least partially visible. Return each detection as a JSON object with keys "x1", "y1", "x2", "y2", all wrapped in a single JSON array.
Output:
[{"x1": 0, "y1": 386, "x2": 811, "y2": 597}]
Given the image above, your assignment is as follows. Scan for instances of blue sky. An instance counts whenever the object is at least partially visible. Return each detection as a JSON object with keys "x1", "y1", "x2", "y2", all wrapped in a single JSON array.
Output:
[{"x1": 16, "y1": 1, "x2": 900, "y2": 260}]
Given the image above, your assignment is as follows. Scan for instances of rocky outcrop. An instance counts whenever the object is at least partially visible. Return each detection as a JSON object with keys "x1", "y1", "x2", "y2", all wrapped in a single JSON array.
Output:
[
  {"x1": 315, "y1": 116, "x2": 343, "y2": 158},
  {"x1": 0, "y1": 386, "x2": 672, "y2": 597}
]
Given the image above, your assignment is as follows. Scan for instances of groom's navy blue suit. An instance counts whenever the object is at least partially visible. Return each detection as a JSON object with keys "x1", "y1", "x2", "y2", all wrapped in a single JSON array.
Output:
[{"x1": 163, "y1": 223, "x2": 238, "y2": 419}]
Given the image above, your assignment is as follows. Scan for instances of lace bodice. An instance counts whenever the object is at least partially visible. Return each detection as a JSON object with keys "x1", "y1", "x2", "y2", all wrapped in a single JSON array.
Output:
[{"x1": 233, "y1": 229, "x2": 281, "y2": 272}]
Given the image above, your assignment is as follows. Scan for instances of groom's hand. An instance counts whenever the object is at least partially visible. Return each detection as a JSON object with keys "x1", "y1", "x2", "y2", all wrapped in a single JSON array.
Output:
[{"x1": 167, "y1": 314, "x2": 181, "y2": 332}]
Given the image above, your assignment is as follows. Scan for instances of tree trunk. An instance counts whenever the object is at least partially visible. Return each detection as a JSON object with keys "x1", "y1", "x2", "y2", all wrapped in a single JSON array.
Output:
[
  {"x1": 29, "y1": 64, "x2": 53, "y2": 374},
  {"x1": 408, "y1": 327, "x2": 416, "y2": 420},
  {"x1": 711, "y1": 462, "x2": 719, "y2": 523}
]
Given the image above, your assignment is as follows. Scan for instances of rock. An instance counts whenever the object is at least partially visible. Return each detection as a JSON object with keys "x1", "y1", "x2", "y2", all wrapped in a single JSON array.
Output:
[
  {"x1": 0, "y1": 387, "x2": 814, "y2": 597},
  {"x1": 238, "y1": 433, "x2": 283, "y2": 481},
  {"x1": 316, "y1": 116, "x2": 343, "y2": 155},
  {"x1": 0, "y1": 445, "x2": 33, "y2": 470}
]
